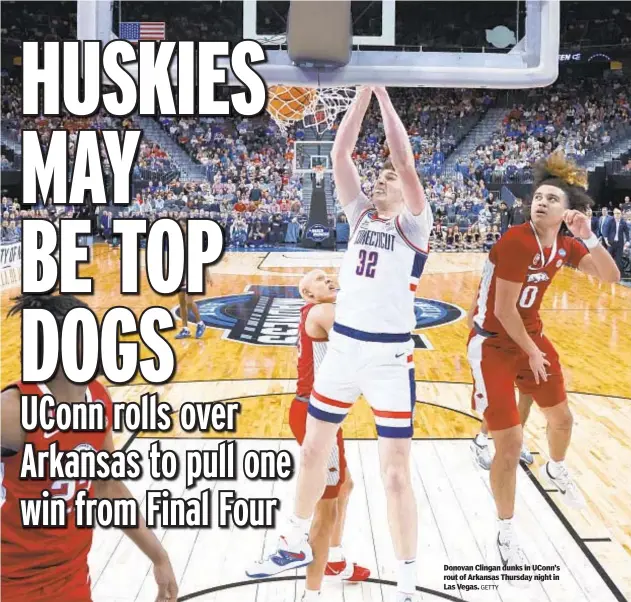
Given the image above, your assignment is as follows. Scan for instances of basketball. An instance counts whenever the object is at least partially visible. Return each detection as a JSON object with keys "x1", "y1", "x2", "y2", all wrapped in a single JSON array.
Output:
[{"x1": 267, "y1": 86, "x2": 317, "y2": 123}]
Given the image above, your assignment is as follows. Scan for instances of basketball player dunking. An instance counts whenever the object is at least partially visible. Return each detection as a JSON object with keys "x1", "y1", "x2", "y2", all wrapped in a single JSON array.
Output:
[
  {"x1": 247, "y1": 87, "x2": 433, "y2": 602},
  {"x1": 174, "y1": 218, "x2": 213, "y2": 340},
  {"x1": 466, "y1": 153, "x2": 620, "y2": 566},
  {"x1": 246, "y1": 269, "x2": 370, "y2": 598},
  {"x1": 1, "y1": 294, "x2": 178, "y2": 602}
]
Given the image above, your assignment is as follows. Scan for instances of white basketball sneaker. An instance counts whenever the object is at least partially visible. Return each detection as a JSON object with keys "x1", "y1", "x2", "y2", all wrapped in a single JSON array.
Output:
[
  {"x1": 497, "y1": 523, "x2": 528, "y2": 568},
  {"x1": 520, "y1": 444, "x2": 534, "y2": 465},
  {"x1": 539, "y1": 461, "x2": 586, "y2": 508},
  {"x1": 470, "y1": 434, "x2": 493, "y2": 470},
  {"x1": 246, "y1": 536, "x2": 313, "y2": 578}
]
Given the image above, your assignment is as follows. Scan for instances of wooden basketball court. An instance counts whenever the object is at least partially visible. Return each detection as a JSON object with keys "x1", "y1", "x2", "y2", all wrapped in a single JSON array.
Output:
[{"x1": 1, "y1": 245, "x2": 630, "y2": 602}]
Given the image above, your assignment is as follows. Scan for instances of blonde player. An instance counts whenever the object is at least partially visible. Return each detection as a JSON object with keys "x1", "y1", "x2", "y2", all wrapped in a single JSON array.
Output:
[
  {"x1": 250, "y1": 269, "x2": 370, "y2": 599},
  {"x1": 248, "y1": 87, "x2": 432, "y2": 602}
]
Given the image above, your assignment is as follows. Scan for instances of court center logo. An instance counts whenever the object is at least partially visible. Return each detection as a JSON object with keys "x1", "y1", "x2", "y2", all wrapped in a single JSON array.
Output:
[{"x1": 174, "y1": 286, "x2": 463, "y2": 347}]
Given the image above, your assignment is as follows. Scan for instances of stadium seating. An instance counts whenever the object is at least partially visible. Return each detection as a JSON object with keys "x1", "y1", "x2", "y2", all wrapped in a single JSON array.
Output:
[{"x1": 2, "y1": 1, "x2": 630, "y2": 251}]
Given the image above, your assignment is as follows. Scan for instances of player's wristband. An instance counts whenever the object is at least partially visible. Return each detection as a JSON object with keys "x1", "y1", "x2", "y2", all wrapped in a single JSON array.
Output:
[{"x1": 582, "y1": 233, "x2": 599, "y2": 250}]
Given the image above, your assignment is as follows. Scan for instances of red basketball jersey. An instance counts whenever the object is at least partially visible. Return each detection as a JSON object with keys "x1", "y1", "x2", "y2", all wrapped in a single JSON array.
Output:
[
  {"x1": 472, "y1": 223, "x2": 588, "y2": 342},
  {"x1": 1, "y1": 380, "x2": 113, "y2": 595},
  {"x1": 296, "y1": 304, "x2": 328, "y2": 399}
]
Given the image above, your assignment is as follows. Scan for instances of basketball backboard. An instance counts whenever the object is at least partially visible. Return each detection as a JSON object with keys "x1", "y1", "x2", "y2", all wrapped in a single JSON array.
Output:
[
  {"x1": 79, "y1": 0, "x2": 560, "y2": 90},
  {"x1": 293, "y1": 141, "x2": 335, "y2": 175},
  {"x1": 241, "y1": 0, "x2": 559, "y2": 88}
]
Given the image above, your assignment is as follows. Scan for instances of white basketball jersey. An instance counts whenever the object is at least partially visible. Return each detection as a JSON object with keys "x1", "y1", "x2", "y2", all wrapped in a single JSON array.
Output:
[
  {"x1": 335, "y1": 192, "x2": 433, "y2": 334},
  {"x1": 313, "y1": 341, "x2": 327, "y2": 374}
]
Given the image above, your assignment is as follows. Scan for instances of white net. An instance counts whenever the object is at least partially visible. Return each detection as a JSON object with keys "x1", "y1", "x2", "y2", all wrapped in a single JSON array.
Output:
[{"x1": 267, "y1": 85, "x2": 357, "y2": 134}]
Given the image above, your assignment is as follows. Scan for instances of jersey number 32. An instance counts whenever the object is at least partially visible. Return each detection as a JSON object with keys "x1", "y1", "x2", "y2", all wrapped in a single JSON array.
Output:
[{"x1": 356, "y1": 250, "x2": 378, "y2": 278}]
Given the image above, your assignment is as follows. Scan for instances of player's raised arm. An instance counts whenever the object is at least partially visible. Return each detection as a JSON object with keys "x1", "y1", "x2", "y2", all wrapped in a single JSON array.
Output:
[
  {"x1": 93, "y1": 430, "x2": 178, "y2": 602},
  {"x1": 564, "y1": 210, "x2": 620, "y2": 283},
  {"x1": 331, "y1": 86, "x2": 373, "y2": 207},
  {"x1": 373, "y1": 86, "x2": 427, "y2": 216}
]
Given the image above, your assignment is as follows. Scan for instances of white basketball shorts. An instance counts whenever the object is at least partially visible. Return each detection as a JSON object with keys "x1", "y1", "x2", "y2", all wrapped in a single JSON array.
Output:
[{"x1": 309, "y1": 322, "x2": 417, "y2": 438}]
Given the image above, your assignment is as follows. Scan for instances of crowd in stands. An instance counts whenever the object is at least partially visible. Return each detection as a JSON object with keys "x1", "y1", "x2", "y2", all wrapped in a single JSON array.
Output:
[
  {"x1": 1, "y1": 78, "x2": 178, "y2": 175},
  {"x1": 3, "y1": 70, "x2": 631, "y2": 252},
  {"x1": 452, "y1": 77, "x2": 631, "y2": 184},
  {"x1": 150, "y1": 112, "x2": 307, "y2": 247},
  {"x1": 1, "y1": 197, "x2": 57, "y2": 242},
  {"x1": 428, "y1": 195, "x2": 528, "y2": 252},
  {"x1": 344, "y1": 88, "x2": 496, "y2": 178},
  {"x1": 91, "y1": 176, "x2": 307, "y2": 250},
  {"x1": 1, "y1": 198, "x2": 22, "y2": 242}
]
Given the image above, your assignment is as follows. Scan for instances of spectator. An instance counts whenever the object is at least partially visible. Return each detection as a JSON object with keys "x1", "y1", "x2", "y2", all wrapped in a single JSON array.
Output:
[
  {"x1": 510, "y1": 198, "x2": 526, "y2": 226},
  {"x1": 335, "y1": 215, "x2": 349, "y2": 246},
  {"x1": 247, "y1": 221, "x2": 266, "y2": 247},
  {"x1": 498, "y1": 201, "x2": 511, "y2": 234},
  {"x1": 597, "y1": 207, "x2": 611, "y2": 241},
  {"x1": 586, "y1": 206, "x2": 599, "y2": 236},
  {"x1": 603, "y1": 208, "x2": 630, "y2": 274},
  {"x1": 286, "y1": 217, "x2": 301, "y2": 244}
]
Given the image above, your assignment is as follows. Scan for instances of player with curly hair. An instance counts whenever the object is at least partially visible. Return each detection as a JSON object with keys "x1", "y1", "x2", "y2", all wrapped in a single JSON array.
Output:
[
  {"x1": 1, "y1": 294, "x2": 178, "y2": 602},
  {"x1": 465, "y1": 152, "x2": 620, "y2": 567}
]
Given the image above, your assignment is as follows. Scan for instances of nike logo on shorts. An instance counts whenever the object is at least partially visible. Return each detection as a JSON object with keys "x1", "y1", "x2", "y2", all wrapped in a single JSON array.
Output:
[{"x1": 395, "y1": 352, "x2": 405, "y2": 358}]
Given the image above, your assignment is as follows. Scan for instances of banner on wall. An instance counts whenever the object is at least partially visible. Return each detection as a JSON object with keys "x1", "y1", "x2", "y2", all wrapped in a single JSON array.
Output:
[{"x1": 0, "y1": 241, "x2": 21, "y2": 269}]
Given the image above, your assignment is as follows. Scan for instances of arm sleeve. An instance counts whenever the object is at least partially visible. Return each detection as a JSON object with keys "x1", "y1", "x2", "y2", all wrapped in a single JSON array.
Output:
[
  {"x1": 493, "y1": 233, "x2": 531, "y2": 283},
  {"x1": 566, "y1": 237, "x2": 590, "y2": 268},
  {"x1": 343, "y1": 191, "x2": 372, "y2": 231},
  {"x1": 395, "y1": 203, "x2": 434, "y2": 252}
]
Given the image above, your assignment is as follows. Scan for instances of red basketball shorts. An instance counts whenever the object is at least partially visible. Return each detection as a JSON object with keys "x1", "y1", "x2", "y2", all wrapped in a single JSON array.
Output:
[
  {"x1": 467, "y1": 331, "x2": 566, "y2": 431},
  {"x1": 2, "y1": 565, "x2": 92, "y2": 602},
  {"x1": 289, "y1": 397, "x2": 346, "y2": 499}
]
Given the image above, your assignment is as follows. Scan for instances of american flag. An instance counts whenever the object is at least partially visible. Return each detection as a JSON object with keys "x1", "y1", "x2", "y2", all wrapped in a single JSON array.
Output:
[{"x1": 119, "y1": 22, "x2": 166, "y2": 42}]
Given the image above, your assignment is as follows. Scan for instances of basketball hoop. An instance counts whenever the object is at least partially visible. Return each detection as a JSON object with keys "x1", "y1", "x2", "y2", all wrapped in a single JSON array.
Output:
[
  {"x1": 314, "y1": 164, "x2": 325, "y2": 185},
  {"x1": 267, "y1": 85, "x2": 357, "y2": 134}
]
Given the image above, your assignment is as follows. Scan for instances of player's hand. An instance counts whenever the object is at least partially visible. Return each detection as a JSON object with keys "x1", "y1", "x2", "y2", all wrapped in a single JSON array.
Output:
[
  {"x1": 528, "y1": 348, "x2": 551, "y2": 385},
  {"x1": 154, "y1": 557, "x2": 178, "y2": 602},
  {"x1": 563, "y1": 210, "x2": 591, "y2": 239},
  {"x1": 372, "y1": 86, "x2": 389, "y2": 99}
]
